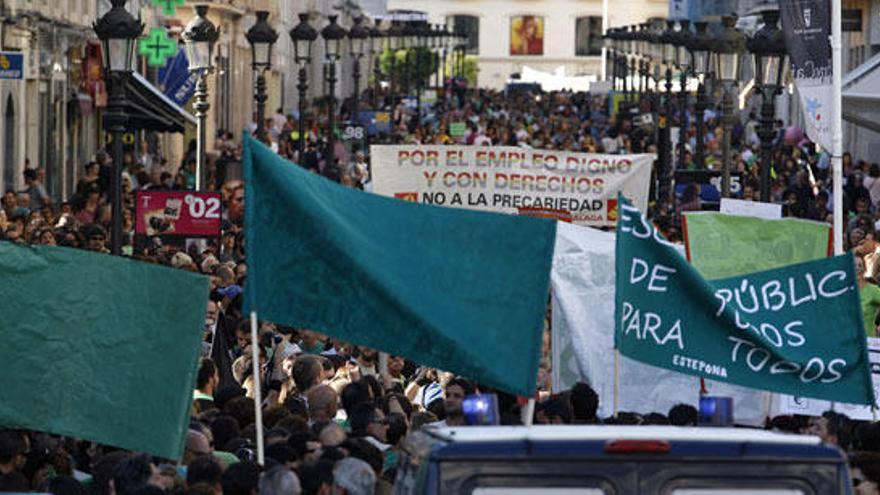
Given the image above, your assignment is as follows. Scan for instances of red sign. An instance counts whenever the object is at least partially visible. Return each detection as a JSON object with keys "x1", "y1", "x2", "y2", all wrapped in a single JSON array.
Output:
[{"x1": 135, "y1": 191, "x2": 222, "y2": 237}]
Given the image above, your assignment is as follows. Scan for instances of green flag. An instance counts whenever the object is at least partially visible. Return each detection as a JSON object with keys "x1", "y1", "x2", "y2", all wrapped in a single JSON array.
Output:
[
  {"x1": 615, "y1": 195, "x2": 874, "y2": 405},
  {"x1": 242, "y1": 135, "x2": 556, "y2": 396},
  {"x1": 683, "y1": 212, "x2": 831, "y2": 279},
  {"x1": 0, "y1": 242, "x2": 209, "y2": 459}
]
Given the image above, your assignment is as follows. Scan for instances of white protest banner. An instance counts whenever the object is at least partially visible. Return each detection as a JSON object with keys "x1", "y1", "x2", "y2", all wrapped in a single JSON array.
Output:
[
  {"x1": 772, "y1": 338, "x2": 880, "y2": 420},
  {"x1": 550, "y1": 222, "x2": 770, "y2": 425},
  {"x1": 720, "y1": 198, "x2": 783, "y2": 220},
  {"x1": 370, "y1": 145, "x2": 654, "y2": 227}
]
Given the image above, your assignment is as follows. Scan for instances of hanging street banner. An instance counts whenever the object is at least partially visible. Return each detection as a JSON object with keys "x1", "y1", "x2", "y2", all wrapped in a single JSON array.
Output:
[
  {"x1": 615, "y1": 195, "x2": 875, "y2": 405},
  {"x1": 370, "y1": 145, "x2": 654, "y2": 227},
  {"x1": 780, "y1": 0, "x2": 833, "y2": 151},
  {"x1": 159, "y1": 49, "x2": 200, "y2": 107},
  {"x1": 683, "y1": 212, "x2": 831, "y2": 280},
  {"x1": 0, "y1": 51, "x2": 24, "y2": 80},
  {"x1": 550, "y1": 222, "x2": 771, "y2": 424},
  {"x1": 135, "y1": 191, "x2": 222, "y2": 237}
]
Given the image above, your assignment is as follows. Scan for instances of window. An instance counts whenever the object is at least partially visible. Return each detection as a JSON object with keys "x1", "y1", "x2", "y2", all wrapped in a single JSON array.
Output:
[
  {"x1": 510, "y1": 16, "x2": 544, "y2": 56},
  {"x1": 447, "y1": 15, "x2": 479, "y2": 55},
  {"x1": 576, "y1": 17, "x2": 604, "y2": 56},
  {"x1": 672, "y1": 490, "x2": 806, "y2": 494},
  {"x1": 474, "y1": 490, "x2": 606, "y2": 494}
]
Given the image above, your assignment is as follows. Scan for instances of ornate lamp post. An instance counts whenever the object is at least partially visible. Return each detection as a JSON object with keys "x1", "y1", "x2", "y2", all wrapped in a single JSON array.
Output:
[
  {"x1": 246, "y1": 11, "x2": 278, "y2": 143},
  {"x1": 290, "y1": 13, "x2": 317, "y2": 158},
  {"x1": 748, "y1": 9, "x2": 788, "y2": 202},
  {"x1": 690, "y1": 21, "x2": 712, "y2": 169},
  {"x1": 182, "y1": 5, "x2": 219, "y2": 191},
  {"x1": 348, "y1": 16, "x2": 369, "y2": 127},
  {"x1": 657, "y1": 20, "x2": 677, "y2": 204},
  {"x1": 712, "y1": 15, "x2": 746, "y2": 198},
  {"x1": 94, "y1": 0, "x2": 142, "y2": 256},
  {"x1": 321, "y1": 15, "x2": 346, "y2": 172},
  {"x1": 369, "y1": 25, "x2": 383, "y2": 108},
  {"x1": 387, "y1": 22, "x2": 404, "y2": 94},
  {"x1": 676, "y1": 20, "x2": 692, "y2": 170}
]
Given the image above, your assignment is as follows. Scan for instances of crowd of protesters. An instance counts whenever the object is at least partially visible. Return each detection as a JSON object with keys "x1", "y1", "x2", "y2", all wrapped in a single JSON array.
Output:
[{"x1": 5, "y1": 82, "x2": 880, "y2": 494}]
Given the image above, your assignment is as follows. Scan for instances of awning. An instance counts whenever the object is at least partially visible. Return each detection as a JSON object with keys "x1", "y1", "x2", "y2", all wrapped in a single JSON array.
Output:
[
  {"x1": 842, "y1": 53, "x2": 880, "y2": 134},
  {"x1": 122, "y1": 72, "x2": 196, "y2": 133}
]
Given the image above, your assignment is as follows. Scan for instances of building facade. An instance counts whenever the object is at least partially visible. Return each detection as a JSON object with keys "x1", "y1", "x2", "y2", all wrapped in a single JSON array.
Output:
[
  {"x1": 0, "y1": 0, "x2": 101, "y2": 198},
  {"x1": 387, "y1": 0, "x2": 668, "y2": 90}
]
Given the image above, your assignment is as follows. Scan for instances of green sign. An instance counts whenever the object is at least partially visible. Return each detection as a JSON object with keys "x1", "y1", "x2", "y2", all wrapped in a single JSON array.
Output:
[
  {"x1": 449, "y1": 122, "x2": 466, "y2": 137},
  {"x1": 615, "y1": 195, "x2": 875, "y2": 405},
  {"x1": 684, "y1": 213, "x2": 831, "y2": 279},
  {"x1": 139, "y1": 28, "x2": 178, "y2": 67},
  {"x1": 153, "y1": 0, "x2": 186, "y2": 16}
]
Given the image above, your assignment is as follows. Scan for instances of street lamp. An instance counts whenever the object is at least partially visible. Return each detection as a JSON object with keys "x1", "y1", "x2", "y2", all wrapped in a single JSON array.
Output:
[
  {"x1": 246, "y1": 11, "x2": 278, "y2": 143},
  {"x1": 657, "y1": 20, "x2": 677, "y2": 205},
  {"x1": 93, "y1": 0, "x2": 142, "y2": 256},
  {"x1": 690, "y1": 21, "x2": 712, "y2": 169},
  {"x1": 387, "y1": 22, "x2": 404, "y2": 94},
  {"x1": 348, "y1": 16, "x2": 368, "y2": 135},
  {"x1": 676, "y1": 20, "x2": 692, "y2": 170},
  {"x1": 321, "y1": 15, "x2": 346, "y2": 173},
  {"x1": 182, "y1": 5, "x2": 219, "y2": 192},
  {"x1": 290, "y1": 13, "x2": 317, "y2": 158},
  {"x1": 712, "y1": 15, "x2": 746, "y2": 198},
  {"x1": 369, "y1": 24, "x2": 383, "y2": 108},
  {"x1": 749, "y1": 9, "x2": 787, "y2": 202}
]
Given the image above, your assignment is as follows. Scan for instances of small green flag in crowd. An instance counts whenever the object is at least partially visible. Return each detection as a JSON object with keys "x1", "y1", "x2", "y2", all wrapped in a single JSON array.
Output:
[
  {"x1": 0, "y1": 243, "x2": 209, "y2": 459},
  {"x1": 242, "y1": 135, "x2": 556, "y2": 397}
]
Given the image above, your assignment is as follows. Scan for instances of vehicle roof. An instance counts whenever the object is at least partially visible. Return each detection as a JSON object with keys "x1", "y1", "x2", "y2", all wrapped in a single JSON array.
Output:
[
  {"x1": 424, "y1": 425, "x2": 823, "y2": 445},
  {"x1": 420, "y1": 426, "x2": 845, "y2": 462}
]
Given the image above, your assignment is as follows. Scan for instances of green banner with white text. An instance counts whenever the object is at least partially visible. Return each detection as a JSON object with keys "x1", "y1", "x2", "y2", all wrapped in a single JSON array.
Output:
[{"x1": 615, "y1": 195, "x2": 875, "y2": 405}]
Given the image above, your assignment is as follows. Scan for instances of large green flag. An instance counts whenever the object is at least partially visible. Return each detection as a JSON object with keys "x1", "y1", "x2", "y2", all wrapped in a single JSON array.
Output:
[
  {"x1": 615, "y1": 195, "x2": 874, "y2": 405},
  {"x1": 0, "y1": 242, "x2": 209, "y2": 459},
  {"x1": 242, "y1": 135, "x2": 556, "y2": 396},
  {"x1": 683, "y1": 212, "x2": 831, "y2": 279}
]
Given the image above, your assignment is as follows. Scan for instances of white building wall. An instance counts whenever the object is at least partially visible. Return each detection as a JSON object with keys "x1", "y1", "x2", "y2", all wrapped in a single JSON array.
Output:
[{"x1": 388, "y1": 0, "x2": 668, "y2": 89}]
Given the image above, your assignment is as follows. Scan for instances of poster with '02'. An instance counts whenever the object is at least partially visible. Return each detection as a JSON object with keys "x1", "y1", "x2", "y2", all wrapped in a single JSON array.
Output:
[{"x1": 370, "y1": 145, "x2": 654, "y2": 226}]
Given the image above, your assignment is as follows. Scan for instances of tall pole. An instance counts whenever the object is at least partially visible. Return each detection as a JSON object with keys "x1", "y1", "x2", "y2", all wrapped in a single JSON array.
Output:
[
  {"x1": 194, "y1": 73, "x2": 209, "y2": 190},
  {"x1": 757, "y1": 86, "x2": 776, "y2": 202},
  {"x1": 255, "y1": 72, "x2": 268, "y2": 142},
  {"x1": 720, "y1": 82, "x2": 735, "y2": 197},
  {"x1": 694, "y1": 79, "x2": 707, "y2": 168},
  {"x1": 352, "y1": 55, "x2": 361, "y2": 128},
  {"x1": 601, "y1": 0, "x2": 609, "y2": 81},
  {"x1": 297, "y1": 65, "x2": 308, "y2": 157},
  {"x1": 415, "y1": 48, "x2": 422, "y2": 125},
  {"x1": 107, "y1": 72, "x2": 126, "y2": 256},
  {"x1": 660, "y1": 65, "x2": 674, "y2": 204},
  {"x1": 326, "y1": 60, "x2": 337, "y2": 170},
  {"x1": 678, "y1": 68, "x2": 688, "y2": 169},
  {"x1": 831, "y1": 0, "x2": 843, "y2": 255}
]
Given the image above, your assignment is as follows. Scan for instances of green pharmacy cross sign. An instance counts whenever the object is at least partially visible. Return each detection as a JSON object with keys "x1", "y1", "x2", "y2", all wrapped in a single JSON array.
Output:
[
  {"x1": 153, "y1": 0, "x2": 185, "y2": 16},
  {"x1": 139, "y1": 28, "x2": 178, "y2": 67}
]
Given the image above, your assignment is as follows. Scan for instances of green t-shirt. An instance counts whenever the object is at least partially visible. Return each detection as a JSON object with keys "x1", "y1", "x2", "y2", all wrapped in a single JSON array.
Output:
[{"x1": 860, "y1": 283, "x2": 880, "y2": 337}]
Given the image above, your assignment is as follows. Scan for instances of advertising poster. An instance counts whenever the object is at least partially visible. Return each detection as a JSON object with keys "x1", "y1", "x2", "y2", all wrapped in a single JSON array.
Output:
[
  {"x1": 135, "y1": 191, "x2": 222, "y2": 237},
  {"x1": 510, "y1": 16, "x2": 544, "y2": 55}
]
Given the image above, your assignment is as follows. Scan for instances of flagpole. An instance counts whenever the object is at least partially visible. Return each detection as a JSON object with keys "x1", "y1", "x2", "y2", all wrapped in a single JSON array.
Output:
[
  {"x1": 613, "y1": 349, "x2": 620, "y2": 418},
  {"x1": 831, "y1": 0, "x2": 843, "y2": 256},
  {"x1": 249, "y1": 311, "x2": 265, "y2": 466},
  {"x1": 523, "y1": 398, "x2": 536, "y2": 426}
]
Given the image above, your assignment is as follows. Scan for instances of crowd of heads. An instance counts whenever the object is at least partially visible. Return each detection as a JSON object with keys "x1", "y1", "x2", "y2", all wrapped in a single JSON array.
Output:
[{"x1": 4, "y1": 83, "x2": 880, "y2": 493}]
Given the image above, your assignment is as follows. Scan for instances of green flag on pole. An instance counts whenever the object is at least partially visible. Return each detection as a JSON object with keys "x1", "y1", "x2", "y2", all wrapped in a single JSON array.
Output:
[
  {"x1": 615, "y1": 195, "x2": 874, "y2": 405},
  {"x1": 242, "y1": 135, "x2": 556, "y2": 396},
  {"x1": 0, "y1": 242, "x2": 209, "y2": 459}
]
